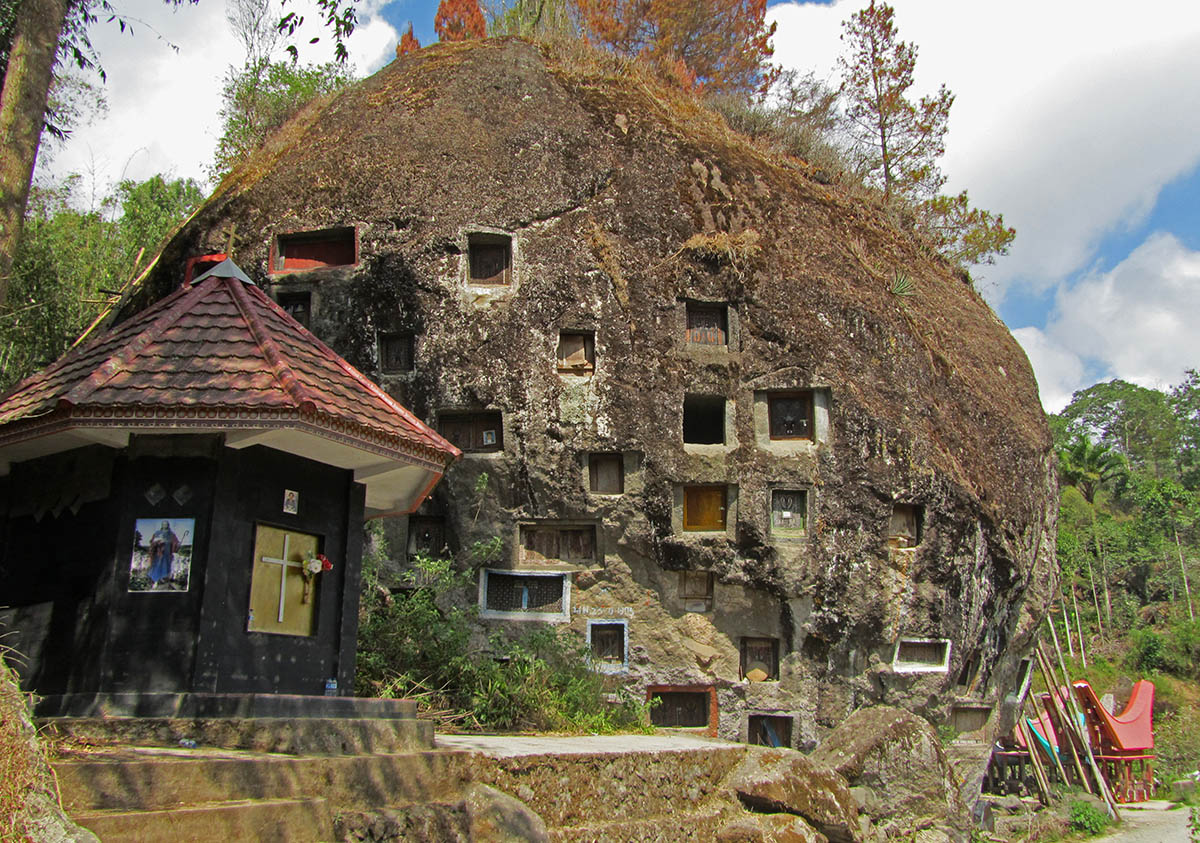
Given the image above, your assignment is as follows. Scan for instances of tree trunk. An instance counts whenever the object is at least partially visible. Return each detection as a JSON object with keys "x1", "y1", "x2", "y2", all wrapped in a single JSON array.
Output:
[
  {"x1": 0, "y1": 0, "x2": 70, "y2": 306},
  {"x1": 1083, "y1": 553, "x2": 1104, "y2": 640},
  {"x1": 1174, "y1": 524, "x2": 1195, "y2": 622},
  {"x1": 1072, "y1": 585, "x2": 1087, "y2": 668},
  {"x1": 1089, "y1": 506, "x2": 1113, "y2": 625}
]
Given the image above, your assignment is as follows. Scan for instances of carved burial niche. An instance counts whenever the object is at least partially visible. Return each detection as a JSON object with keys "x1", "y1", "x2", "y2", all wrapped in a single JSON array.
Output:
[
  {"x1": 379, "y1": 332, "x2": 415, "y2": 373},
  {"x1": 771, "y1": 489, "x2": 807, "y2": 536},
  {"x1": 648, "y1": 687, "x2": 713, "y2": 728},
  {"x1": 275, "y1": 227, "x2": 356, "y2": 271},
  {"x1": 890, "y1": 503, "x2": 924, "y2": 548},
  {"x1": 683, "y1": 395, "x2": 726, "y2": 444},
  {"x1": 482, "y1": 570, "x2": 567, "y2": 617},
  {"x1": 277, "y1": 291, "x2": 312, "y2": 329},
  {"x1": 748, "y1": 714, "x2": 793, "y2": 748},
  {"x1": 519, "y1": 524, "x2": 596, "y2": 564},
  {"x1": 679, "y1": 570, "x2": 714, "y2": 612},
  {"x1": 683, "y1": 485, "x2": 726, "y2": 531},
  {"x1": 468, "y1": 233, "x2": 512, "y2": 285},
  {"x1": 767, "y1": 391, "x2": 813, "y2": 440},
  {"x1": 588, "y1": 453, "x2": 624, "y2": 494},
  {"x1": 740, "y1": 637, "x2": 779, "y2": 681},
  {"x1": 407, "y1": 515, "x2": 446, "y2": 559},
  {"x1": 685, "y1": 302, "x2": 727, "y2": 346},
  {"x1": 557, "y1": 332, "x2": 595, "y2": 374},
  {"x1": 439, "y1": 411, "x2": 502, "y2": 453},
  {"x1": 588, "y1": 620, "x2": 627, "y2": 669},
  {"x1": 893, "y1": 637, "x2": 951, "y2": 673}
]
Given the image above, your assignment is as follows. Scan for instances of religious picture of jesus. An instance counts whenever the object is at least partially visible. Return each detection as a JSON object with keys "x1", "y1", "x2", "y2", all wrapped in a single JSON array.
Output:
[{"x1": 128, "y1": 517, "x2": 195, "y2": 593}]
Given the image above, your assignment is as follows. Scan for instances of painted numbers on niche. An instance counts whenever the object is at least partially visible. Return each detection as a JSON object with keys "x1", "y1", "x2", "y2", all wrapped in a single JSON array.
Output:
[{"x1": 572, "y1": 605, "x2": 634, "y2": 619}]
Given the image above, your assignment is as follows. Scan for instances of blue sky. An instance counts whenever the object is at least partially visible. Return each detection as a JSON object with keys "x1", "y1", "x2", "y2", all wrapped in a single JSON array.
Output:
[{"x1": 44, "y1": 0, "x2": 1200, "y2": 412}]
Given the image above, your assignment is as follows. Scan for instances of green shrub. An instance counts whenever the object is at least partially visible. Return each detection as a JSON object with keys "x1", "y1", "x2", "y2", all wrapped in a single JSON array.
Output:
[
  {"x1": 1128, "y1": 628, "x2": 1165, "y2": 672},
  {"x1": 354, "y1": 524, "x2": 648, "y2": 733},
  {"x1": 1067, "y1": 800, "x2": 1110, "y2": 836}
]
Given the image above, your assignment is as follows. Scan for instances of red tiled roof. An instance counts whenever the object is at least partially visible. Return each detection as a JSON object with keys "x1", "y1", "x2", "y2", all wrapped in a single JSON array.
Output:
[{"x1": 0, "y1": 270, "x2": 460, "y2": 469}]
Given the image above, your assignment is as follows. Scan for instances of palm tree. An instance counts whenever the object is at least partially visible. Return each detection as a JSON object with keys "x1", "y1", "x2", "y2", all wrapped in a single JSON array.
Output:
[{"x1": 1058, "y1": 435, "x2": 1126, "y2": 629}]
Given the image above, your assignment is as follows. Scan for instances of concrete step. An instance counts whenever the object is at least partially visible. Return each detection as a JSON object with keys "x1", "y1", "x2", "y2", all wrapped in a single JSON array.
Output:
[
  {"x1": 41, "y1": 714, "x2": 433, "y2": 755},
  {"x1": 72, "y1": 796, "x2": 334, "y2": 843},
  {"x1": 55, "y1": 748, "x2": 471, "y2": 814}
]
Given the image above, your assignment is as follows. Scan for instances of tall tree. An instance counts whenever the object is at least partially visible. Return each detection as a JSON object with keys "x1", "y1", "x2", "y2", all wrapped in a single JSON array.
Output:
[
  {"x1": 1057, "y1": 379, "x2": 1180, "y2": 478},
  {"x1": 0, "y1": 0, "x2": 74, "y2": 309},
  {"x1": 574, "y1": 0, "x2": 778, "y2": 95},
  {"x1": 210, "y1": 59, "x2": 353, "y2": 182},
  {"x1": 435, "y1": 0, "x2": 487, "y2": 42},
  {"x1": 396, "y1": 22, "x2": 421, "y2": 56},
  {"x1": 837, "y1": 0, "x2": 951, "y2": 201},
  {"x1": 0, "y1": 0, "x2": 356, "y2": 305},
  {"x1": 836, "y1": 1, "x2": 1014, "y2": 267},
  {"x1": 1059, "y1": 435, "x2": 1127, "y2": 627},
  {"x1": 1172, "y1": 369, "x2": 1200, "y2": 488}
]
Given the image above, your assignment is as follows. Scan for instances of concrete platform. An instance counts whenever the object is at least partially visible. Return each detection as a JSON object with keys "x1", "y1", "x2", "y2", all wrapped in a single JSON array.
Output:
[
  {"x1": 42, "y1": 714, "x2": 434, "y2": 755},
  {"x1": 35, "y1": 692, "x2": 417, "y2": 719}
]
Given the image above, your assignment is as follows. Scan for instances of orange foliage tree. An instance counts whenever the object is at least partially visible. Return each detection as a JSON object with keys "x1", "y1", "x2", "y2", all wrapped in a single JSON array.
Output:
[
  {"x1": 434, "y1": 0, "x2": 487, "y2": 42},
  {"x1": 396, "y1": 22, "x2": 421, "y2": 56},
  {"x1": 574, "y1": 0, "x2": 778, "y2": 94}
]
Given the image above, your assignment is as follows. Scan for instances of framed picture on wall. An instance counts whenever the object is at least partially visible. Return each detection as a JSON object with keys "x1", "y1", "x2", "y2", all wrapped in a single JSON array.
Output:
[{"x1": 129, "y1": 518, "x2": 195, "y2": 593}]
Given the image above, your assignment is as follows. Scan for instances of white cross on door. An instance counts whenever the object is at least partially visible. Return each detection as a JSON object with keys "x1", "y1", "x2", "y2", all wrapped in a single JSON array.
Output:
[{"x1": 259, "y1": 533, "x2": 306, "y2": 623}]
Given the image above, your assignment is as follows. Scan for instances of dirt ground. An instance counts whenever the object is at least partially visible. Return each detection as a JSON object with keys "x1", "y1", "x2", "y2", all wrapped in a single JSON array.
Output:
[{"x1": 1097, "y1": 801, "x2": 1192, "y2": 842}]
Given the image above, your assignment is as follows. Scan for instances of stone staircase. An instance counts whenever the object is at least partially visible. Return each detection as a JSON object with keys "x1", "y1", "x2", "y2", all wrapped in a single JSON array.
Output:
[{"x1": 51, "y1": 721, "x2": 755, "y2": 842}]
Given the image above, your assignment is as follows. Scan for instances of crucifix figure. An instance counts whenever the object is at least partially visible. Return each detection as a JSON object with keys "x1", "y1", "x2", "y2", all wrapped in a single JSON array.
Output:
[{"x1": 259, "y1": 533, "x2": 305, "y2": 623}]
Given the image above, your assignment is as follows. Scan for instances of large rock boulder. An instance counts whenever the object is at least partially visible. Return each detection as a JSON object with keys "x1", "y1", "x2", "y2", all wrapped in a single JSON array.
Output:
[
  {"x1": 726, "y1": 747, "x2": 861, "y2": 842},
  {"x1": 810, "y1": 706, "x2": 967, "y2": 841},
  {"x1": 462, "y1": 783, "x2": 549, "y2": 842}
]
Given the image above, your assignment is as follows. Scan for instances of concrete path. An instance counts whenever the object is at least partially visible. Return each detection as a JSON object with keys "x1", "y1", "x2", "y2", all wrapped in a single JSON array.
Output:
[
  {"x1": 435, "y1": 733, "x2": 743, "y2": 757},
  {"x1": 1097, "y1": 801, "x2": 1193, "y2": 843}
]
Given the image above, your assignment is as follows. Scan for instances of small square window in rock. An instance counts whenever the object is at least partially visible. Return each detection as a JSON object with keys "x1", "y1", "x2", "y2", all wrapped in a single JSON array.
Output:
[
  {"x1": 740, "y1": 637, "x2": 779, "y2": 682},
  {"x1": 889, "y1": 503, "x2": 924, "y2": 548},
  {"x1": 893, "y1": 638, "x2": 951, "y2": 673},
  {"x1": 771, "y1": 489, "x2": 807, "y2": 536},
  {"x1": 557, "y1": 332, "x2": 595, "y2": 374},
  {"x1": 589, "y1": 621, "x2": 626, "y2": 668},
  {"x1": 439, "y1": 412, "x2": 502, "y2": 453},
  {"x1": 683, "y1": 395, "x2": 726, "y2": 444},
  {"x1": 277, "y1": 292, "x2": 312, "y2": 329},
  {"x1": 588, "y1": 453, "x2": 624, "y2": 494},
  {"x1": 649, "y1": 690, "x2": 711, "y2": 728},
  {"x1": 407, "y1": 516, "x2": 447, "y2": 558},
  {"x1": 686, "y1": 303, "x2": 727, "y2": 346},
  {"x1": 768, "y1": 392, "x2": 813, "y2": 440},
  {"x1": 483, "y1": 571, "x2": 566, "y2": 616},
  {"x1": 683, "y1": 486, "x2": 726, "y2": 531},
  {"x1": 379, "y1": 332, "x2": 414, "y2": 374},
  {"x1": 275, "y1": 226, "x2": 356, "y2": 271},
  {"x1": 679, "y1": 571, "x2": 714, "y2": 612},
  {"x1": 748, "y1": 715, "x2": 792, "y2": 748},
  {"x1": 468, "y1": 233, "x2": 511, "y2": 285}
]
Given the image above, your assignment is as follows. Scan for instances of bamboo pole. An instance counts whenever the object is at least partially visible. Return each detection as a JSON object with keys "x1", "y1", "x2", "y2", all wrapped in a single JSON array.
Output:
[
  {"x1": 1062, "y1": 604, "x2": 1074, "y2": 658},
  {"x1": 1174, "y1": 525, "x2": 1195, "y2": 622},
  {"x1": 1043, "y1": 627, "x2": 1120, "y2": 821},
  {"x1": 1024, "y1": 695, "x2": 1069, "y2": 786},
  {"x1": 1072, "y1": 586, "x2": 1088, "y2": 669},
  {"x1": 1035, "y1": 645, "x2": 1090, "y2": 793},
  {"x1": 1019, "y1": 718, "x2": 1052, "y2": 805}
]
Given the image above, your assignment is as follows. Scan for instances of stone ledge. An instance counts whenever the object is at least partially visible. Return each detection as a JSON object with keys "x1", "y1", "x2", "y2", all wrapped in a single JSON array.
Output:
[{"x1": 34, "y1": 692, "x2": 417, "y2": 720}]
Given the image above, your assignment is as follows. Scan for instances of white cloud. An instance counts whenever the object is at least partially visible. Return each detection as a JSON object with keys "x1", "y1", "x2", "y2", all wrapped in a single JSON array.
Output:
[
  {"x1": 767, "y1": 1, "x2": 1200, "y2": 305},
  {"x1": 1010, "y1": 327, "x2": 1085, "y2": 414},
  {"x1": 43, "y1": 0, "x2": 398, "y2": 195},
  {"x1": 1014, "y1": 232, "x2": 1200, "y2": 411}
]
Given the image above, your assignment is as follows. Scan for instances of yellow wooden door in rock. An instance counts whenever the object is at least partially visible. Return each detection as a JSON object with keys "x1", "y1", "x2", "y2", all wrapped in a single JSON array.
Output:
[{"x1": 247, "y1": 525, "x2": 320, "y2": 636}]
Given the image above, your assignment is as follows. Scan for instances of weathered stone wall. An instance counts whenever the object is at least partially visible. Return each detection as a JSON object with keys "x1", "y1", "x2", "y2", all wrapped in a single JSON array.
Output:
[{"x1": 139, "y1": 39, "x2": 1056, "y2": 746}]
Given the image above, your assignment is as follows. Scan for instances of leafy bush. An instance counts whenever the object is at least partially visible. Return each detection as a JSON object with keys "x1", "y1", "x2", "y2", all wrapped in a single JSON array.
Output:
[
  {"x1": 1067, "y1": 800, "x2": 1110, "y2": 836},
  {"x1": 1128, "y1": 627, "x2": 1165, "y2": 672},
  {"x1": 355, "y1": 524, "x2": 648, "y2": 733}
]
